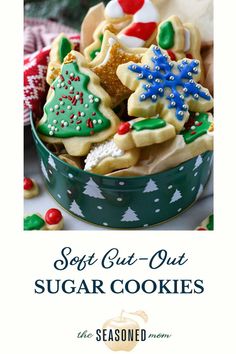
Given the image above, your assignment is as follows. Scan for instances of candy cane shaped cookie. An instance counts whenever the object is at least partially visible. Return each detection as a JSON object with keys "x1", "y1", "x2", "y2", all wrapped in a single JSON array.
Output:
[{"x1": 105, "y1": 0, "x2": 159, "y2": 48}]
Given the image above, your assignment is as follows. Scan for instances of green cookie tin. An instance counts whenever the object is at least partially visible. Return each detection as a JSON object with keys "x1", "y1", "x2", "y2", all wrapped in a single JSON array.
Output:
[{"x1": 31, "y1": 118, "x2": 213, "y2": 229}]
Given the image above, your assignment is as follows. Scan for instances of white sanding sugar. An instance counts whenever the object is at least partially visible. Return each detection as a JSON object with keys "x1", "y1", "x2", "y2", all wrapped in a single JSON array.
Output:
[{"x1": 84, "y1": 139, "x2": 125, "y2": 171}]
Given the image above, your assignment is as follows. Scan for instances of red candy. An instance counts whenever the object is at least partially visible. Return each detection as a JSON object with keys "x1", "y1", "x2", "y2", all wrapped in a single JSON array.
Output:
[
  {"x1": 45, "y1": 208, "x2": 62, "y2": 225},
  {"x1": 118, "y1": 122, "x2": 131, "y2": 135},
  {"x1": 197, "y1": 227, "x2": 207, "y2": 231},
  {"x1": 24, "y1": 177, "x2": 33, "y2": 190}
]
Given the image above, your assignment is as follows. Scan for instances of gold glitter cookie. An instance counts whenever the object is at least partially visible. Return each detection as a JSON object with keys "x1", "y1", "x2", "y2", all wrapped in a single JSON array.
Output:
[{"x1": 89, "y1": 30, "x2": 146, "y2": 107}]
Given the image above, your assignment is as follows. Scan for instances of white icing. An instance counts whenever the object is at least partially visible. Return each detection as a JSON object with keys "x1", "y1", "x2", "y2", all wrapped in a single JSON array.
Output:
[
  {"x1": 106, "y1": 0, "x2": 159, "y2": 47},
  {"x1": 84, "y1": 139, "x2": 125, "y2": 171},
  {"x1": 134, "y1": 0, "x2": 159, "y2": 23},
  {"x1": 118, "y1": 34, "x2": 145, "y2": 48},
  {"x1": 184, "y1": 28, "x2": 191, "y2": 52},
  {"x1": 105, "y1": 0, "x2": 124, "y2": 19},
  {"x1": 99, "y1": 38, "x2": 117, "y2": 66}
]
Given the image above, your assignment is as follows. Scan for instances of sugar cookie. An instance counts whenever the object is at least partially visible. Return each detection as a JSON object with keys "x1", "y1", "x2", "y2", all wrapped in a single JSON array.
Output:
[
  {"x1": 84, "y1": 139, "x2": 140, "y2": 174},
  {"x1": 46, "y1": 33, "x2": 73, "y2": 85},
  {"x1": 84, "y1": 21, "x2": 128, "y2": 62},
  {"x1": 80, "y1": 2, "x2": 106, "y2": 53},
  {"x1": 24, "y1": 177, "x2": 39, "y2": 199},
  {"x1": 117, "y1": 45, "x2": 213, "y2": 132},
  {"x1": 108, "y1": 112, "x2": 213, "y2": 177},
  {"x1": 44, "y1": 208, "x2": 64, "y2": 231},
  {"x1": 157, "y1": 16, "x2": 204, "y2": 81},
  {"x1": 24, "y1": 209, "x2": 64, "y2": 231},
  {"x1": 37, "y1": 51, "x2": 119, "y2": 156},
  {"x1": 90, "y1": 31, "x2": 145, "y2": 107},
  {"x1": 105, "y1": 0, "x2": 159, "y2": 48},
  {"x1": 114, "y1": 117, "x2": 176, "y2": 150},
  {"x1": 196, "y1": 214, "x2": 214, "y2": 231}
]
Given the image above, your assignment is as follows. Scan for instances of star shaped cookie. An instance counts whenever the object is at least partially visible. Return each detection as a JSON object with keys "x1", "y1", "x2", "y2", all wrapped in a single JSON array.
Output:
[{"x1": 89, "y1": 30, "x2": 146, "y2": 108}]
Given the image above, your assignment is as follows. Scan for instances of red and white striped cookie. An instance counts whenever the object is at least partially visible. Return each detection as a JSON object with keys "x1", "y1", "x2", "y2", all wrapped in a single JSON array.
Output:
[{"x1": 105, "y1": 0, "x2": 159, "y2": 48}]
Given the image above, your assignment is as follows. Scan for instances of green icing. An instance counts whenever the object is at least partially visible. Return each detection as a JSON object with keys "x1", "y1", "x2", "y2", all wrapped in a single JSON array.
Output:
[
  {"x1": 159, "y1": 21, "x2": 175, "y2": 49},
  {"x1": 24, "y1": 214, "x2": 45, "y2": 231},
  {"x1": 58, "y1": 37, "x2": 72, "y2": 63},
  {"x1": 38, "y1": 61, "x2": 111, "y2": 138},
  {"x1": 90, "y1": 34, "x2": 104, "y2": 60},
  {"x1": 133, "y1": 118, "x2": 166, "y2": 132},
  {"x1": 181, "y1": 113, "x2": 212, "y2": 144},
  {"x1": 207, "y1": 215, "x2": 214, "y2": 230}
]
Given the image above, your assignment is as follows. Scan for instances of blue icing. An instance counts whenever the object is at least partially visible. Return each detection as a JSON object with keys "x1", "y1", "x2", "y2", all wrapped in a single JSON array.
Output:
[{"x1": 128, "y1": 46, "x2": 211, "y2": 121}]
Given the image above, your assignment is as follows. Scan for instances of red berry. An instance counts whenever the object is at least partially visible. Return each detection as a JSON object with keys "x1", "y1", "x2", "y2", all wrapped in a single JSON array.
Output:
[
  {"x1": 45, "y1": 208, "x2": 62, "y2": 225},
  {"x1": 24, "y1": 177, "x2": 33, "y2": 190},
  {"x1": 118, "y1": 122, "x2": 131, "y2": 135}
]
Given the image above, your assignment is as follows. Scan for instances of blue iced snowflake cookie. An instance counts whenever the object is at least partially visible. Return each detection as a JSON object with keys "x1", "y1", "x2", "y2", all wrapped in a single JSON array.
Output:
[{"x1": 117, "y1": 45, "x2": 213, "y2": 132}]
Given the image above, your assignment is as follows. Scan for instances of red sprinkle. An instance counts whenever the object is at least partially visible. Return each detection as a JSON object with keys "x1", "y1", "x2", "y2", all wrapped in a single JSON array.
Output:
[
  {"x1": 68, "y1": 96, "x2": 72, "y2": 101},
  {"x1": 56, "y1": 111, "x2": 59, "y2": 116},
  {"x1": 65, "y1": 86, "x2": 68, "y2": 89},
  {"x1": 92, "y1": 112, "x2": 96, "y2": 116},
  {"x1": 59, "y1": 98, "x2": 62, "y2": 101},
  {"x1": 186, "y1": 53, "x2": 193, "y2": 59},
  {"x1": 68, "y1": 80, "x2": 71, "y2": 84},
  {"x1": 90, "y1": 130, "x2": 95, "y2": 135},
  {"x1": 195, "y1": 121, "x2": 203, "y2": 127},
  {"x1": 190, "y1": 131, "x2": 196, "y2": 135},
  {"x1": 60, "y1": 75, "x2": 64, "y2": 81},
  {"x1": 62, "y1": 95, "x2": 67, "y2": 98},
  {"x1": 118, "y1": 122, "x2": 131, "y2": 135},
  {"x1": 66, "y1": 70, "x2": 68, "y2": 74},
  {"x1": 60, "y1": 110, "x2": 65, "y2": 113},
  {"x1": 80, "y1": 98, "x2": 84, "y2": 104},
  {"x1": 76, "y1": 120, "x2": 82, "y2": 124},
  {"x1": 167, "y1": 50, "x2": 177, "y2": 61},
  {"x1": 87, "y1": 118, "x2": 93, "y2": 128},
  {"x1": 70, "y1": 114, "x2": 74, "y2": 119}
]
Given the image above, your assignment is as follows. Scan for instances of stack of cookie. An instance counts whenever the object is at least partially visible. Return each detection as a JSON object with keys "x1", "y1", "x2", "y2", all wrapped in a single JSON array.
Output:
[{"x1": 37, "y1": 0, "x2": 213, "y2": 176}]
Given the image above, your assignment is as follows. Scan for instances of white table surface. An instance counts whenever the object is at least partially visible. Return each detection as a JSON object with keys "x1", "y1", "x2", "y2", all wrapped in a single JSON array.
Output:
[{"x1": 24, "y1": 127, "x2": 213, "y2": 231}]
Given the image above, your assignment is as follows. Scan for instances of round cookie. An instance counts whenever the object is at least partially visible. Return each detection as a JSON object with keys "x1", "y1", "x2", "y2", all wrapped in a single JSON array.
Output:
[
  {"x1": 24, "y1": 177, "x2": 39, "y2": 199},
  {"x1": 45, "y1": 208, "x2": 64, "y2": 231}
]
